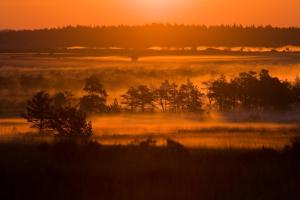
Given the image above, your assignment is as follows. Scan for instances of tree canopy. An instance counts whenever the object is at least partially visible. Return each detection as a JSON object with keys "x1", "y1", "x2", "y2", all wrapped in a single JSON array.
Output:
[
  {"x1": 23, "y1": 91, "x2": 52, "y2": 133},
  {"x1": 80, "y1": 75, "x2": 108, "y2": 114},
  {"x1": 23, "y1": 69, "x2": 300, "y2": 136},
  {"x1": 23, "y1": 91, "x2": 93, "y2": 136},
  {"x1": 205, "y1": 70, "x2": 295, "y2": 112}
]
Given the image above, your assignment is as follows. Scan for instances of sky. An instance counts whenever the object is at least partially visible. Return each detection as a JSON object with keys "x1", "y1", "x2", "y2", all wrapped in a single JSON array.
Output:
[{"x1": 1, "y1": 0, "x2": 300, "y2": 29}]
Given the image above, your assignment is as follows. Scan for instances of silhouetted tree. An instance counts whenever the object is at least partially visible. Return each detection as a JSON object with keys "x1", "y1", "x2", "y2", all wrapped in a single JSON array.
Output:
[
  {"x1": 83, "y1": 75, "x2": 107, "y2": 96},
  {"x1": 206, "y1": 75, "x2": 228, "y2": 111},
  {"x1": 23, "y1": 91, "x2": 52, "y2": 133},
  {"x1": 80, "y1": 95, "x2": 107, "y2": 113},
  {"x1": 108, "y1": 98, "x2": 122, "y2": 113},
  {"x1": 168, "y1": 83, "x2": 180, "y2": 112},
  {"x1": 137, "y1": 85, "x2": 156, "y2": 112},
  {"x1": 291, "y1": 77, "x2": 300, "y2": 103},
  {"x1": 178, "y1": 80, "x2": 204, "y2": 112},
  {"x1": 257, "y1": 69, "x2": 294, "y2": 110},
  {"x1": 80, "y1": 75, "x2": 108, "y2": 113},
  {"x1": 156, "y1": 80, "x2": 172, "y2": 112},
  {"x1": 232, "y1": 71, "x2": 259, "y2": 110},
  {"x1": 50, "y1": 106, "x2": 93, "y2": 137},
  {"x1": 122, "y1": 85, "x2": 155, "y2": 112},
  {"x1": 52, "y1": 91, "x2": 75, "y2": 109},
  {"x1": 121, "y1": 87, "x2": 140, "y2": 112}
]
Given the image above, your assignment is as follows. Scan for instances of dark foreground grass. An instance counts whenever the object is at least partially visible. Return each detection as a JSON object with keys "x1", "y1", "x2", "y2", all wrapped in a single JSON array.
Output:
[{"x1": 0, "y1": 139, "x2": 299, "y2": 200}]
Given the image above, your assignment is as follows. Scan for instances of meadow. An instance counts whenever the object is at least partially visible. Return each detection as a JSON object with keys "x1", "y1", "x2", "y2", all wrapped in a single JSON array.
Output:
[
  {"x1": 2, "y1": 53, "x2": 300, "y2": 149},
  {"x1": 1, "y1": 53, "x2": 300, "y2": 199},
  {"x1": 2, "y1": 53, "x2": 300, "y2": 102}
]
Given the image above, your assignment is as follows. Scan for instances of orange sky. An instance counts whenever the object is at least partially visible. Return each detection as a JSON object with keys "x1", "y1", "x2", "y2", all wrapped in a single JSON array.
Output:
[{"x1": 1, "y1": 0, "x2": 300, "y2": 29}]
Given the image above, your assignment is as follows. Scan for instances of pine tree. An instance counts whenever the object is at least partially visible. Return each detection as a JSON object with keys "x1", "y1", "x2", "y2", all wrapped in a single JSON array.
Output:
[
  {"x1": 23, "y1": 91, "x2": 52, "y2": 133},
  {"x1": 50, "y1": 107, "x2": 93, "y2": 137},
  {"x1": 156, "y1": 80, "x2": 171, "y2": 112},
  {"x1": 80, "y1": 75, "x2": 108, "y2": 113},
  {"x1": 121, "y1": 87, "x2": 139, "y2": 112},
  {"x1": 109, "y1": 98, "x2": 122, "y2": 113}
]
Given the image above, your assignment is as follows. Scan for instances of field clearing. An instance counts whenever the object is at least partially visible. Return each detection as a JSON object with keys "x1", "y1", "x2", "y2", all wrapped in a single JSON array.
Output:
[{"x1": 0, "y1": 114, "x2": 299, "y2": 149}]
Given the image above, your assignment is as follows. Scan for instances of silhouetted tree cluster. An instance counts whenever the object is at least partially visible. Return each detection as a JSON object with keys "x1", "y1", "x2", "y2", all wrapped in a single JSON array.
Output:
[
  {"x1": 205, "y1": 70, "x2": 296, "y2": 111},
  {"x1": 50, "y1": 106, "x2": 93, "y2": 137},
  {"x1": 23, "y1": 91, "x2": 92, "y2": 136},
  {"x1": 23, "y1": 75, "x2": 112, "y2": 134},
  {"x1": 23, "y1": 70, "x2": 300, "y2": 132},
  {"x1": 121, "y1": 85, "x2": 156, "y2": 112},
  {"x1": 1, "y1": 24, "x2": 300, "y2": 52},
  {"x1": 121, "y1": 80, "x2": 204, "y2": 113}
]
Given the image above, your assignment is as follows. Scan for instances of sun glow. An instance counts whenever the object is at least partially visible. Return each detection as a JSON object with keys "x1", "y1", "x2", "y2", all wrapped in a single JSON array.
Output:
[
  {"x1": 1, "y1": 0, "x2": 300, "y2": 29},
  {"x1": 129, "y1": 0, "x2": 185, "y2": 20},
  {"x1": 137, "y1": 0, "x2": 176, "y2": 7}
]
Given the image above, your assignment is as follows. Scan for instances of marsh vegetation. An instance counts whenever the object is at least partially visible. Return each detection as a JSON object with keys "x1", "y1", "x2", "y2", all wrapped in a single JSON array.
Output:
[
  {"x1": 1, "y1": 53, "x2": 300, "y2": 199},
  {"x1": 0, "y1": 138, "x2": 300, "y2": 200},
  {"x1": 2, "y1": 54, "x2": 300, "y2": 148}
]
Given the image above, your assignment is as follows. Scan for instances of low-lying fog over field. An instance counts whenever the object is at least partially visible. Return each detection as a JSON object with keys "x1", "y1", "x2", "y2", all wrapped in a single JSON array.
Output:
[
  {"x1": 90, "y1": 114, "x2": 299, "y2": 149},
  {"x1": 2, "y1": 53, "x2": 300, "y2": 100},
  {"x1": 1, "y1": 53, "x2": 300, "y2": 149},
  {"x1": 0, "y1": 111, "x2": 299, "y2": 150}
]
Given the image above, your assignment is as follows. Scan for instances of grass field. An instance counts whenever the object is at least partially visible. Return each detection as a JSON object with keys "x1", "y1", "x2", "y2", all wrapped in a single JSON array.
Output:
[
  {"x1": 1, "y1": 114, "x2": 300, "y2": 149},
  {"x1": 0, "y1": 139, "x2": 299, "y2": 200},
  {"x1": 1, "y1": 54, "x2": 300, "y2": 199}
]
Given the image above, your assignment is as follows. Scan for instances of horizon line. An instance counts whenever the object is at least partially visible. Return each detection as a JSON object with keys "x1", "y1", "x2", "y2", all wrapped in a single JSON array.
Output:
[{"x1": 1, "y1": 23, "x2": 300, "y2": 31}]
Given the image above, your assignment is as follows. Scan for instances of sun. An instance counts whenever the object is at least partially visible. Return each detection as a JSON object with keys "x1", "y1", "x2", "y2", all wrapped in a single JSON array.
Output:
[
  {"x1": 129, "y1": 0, "x2": 183, "y2": 19},
  {"x1": 139, "y1": 0, "x2": 173, "y2": 7}
]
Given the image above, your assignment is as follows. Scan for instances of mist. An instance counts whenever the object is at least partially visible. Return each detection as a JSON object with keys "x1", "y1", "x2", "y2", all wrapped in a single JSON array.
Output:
[{"x1": 1, "y1": 54, "x2": 300, "y2": 149}]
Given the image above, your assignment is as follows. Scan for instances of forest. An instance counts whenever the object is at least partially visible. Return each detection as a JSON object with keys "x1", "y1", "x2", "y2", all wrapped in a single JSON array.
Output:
[{"x1": 1, "y1": 24, "x2": 300, "y2": 52}]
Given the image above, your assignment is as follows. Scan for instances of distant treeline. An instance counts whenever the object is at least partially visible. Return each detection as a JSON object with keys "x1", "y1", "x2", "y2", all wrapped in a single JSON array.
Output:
[{"x1": 1, "y1": 24, "x2": 300, "y2": 52}]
